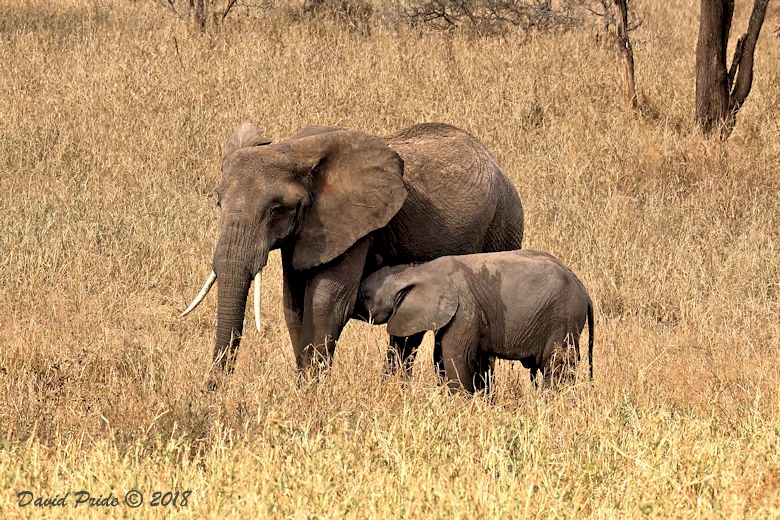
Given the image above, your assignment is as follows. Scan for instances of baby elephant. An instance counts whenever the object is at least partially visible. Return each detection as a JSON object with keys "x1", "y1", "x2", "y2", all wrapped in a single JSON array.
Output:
[{"x1": 357, "y1": 250, "x2": 594, "y2": 393}]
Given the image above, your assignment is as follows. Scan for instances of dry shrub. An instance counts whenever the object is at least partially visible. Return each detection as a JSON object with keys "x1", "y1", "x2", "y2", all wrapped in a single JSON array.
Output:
[
  {"x1": 390, "y1": 0, "x2": 643, "y2": 35},
  {"x1": 151, "y1": 0, "x2": 277, "y2": 30},
  {"x1": 302, "y1": 0, "x2": 375, "y2": 34},
  {"x1": 394, "y1": 0, "x2": 581, "y2": 34}
]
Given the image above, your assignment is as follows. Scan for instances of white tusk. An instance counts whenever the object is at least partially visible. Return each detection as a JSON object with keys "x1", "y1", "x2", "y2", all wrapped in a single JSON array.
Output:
[
  {"x1": 253, "y1": 271, "x2": 262, "y2": 332},
  {"x1": 180, "y1": 271, "x2": 217, "y2": 318}
]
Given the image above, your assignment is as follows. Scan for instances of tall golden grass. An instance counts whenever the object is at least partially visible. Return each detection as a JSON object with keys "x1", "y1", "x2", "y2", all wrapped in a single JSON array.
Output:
[{"x1": 0, "y1": 0, "x2": 778, "y2": 517}]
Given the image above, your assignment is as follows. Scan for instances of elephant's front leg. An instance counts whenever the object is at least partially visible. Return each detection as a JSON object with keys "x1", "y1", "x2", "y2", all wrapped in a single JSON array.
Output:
[
  {"x1": 438, "y1": 325, "x2": 482, "y2": 394},
  {"x1": 385, "y1": 332, "x2": 426, "y2": 378},
  {"x1": 440, "y1": 339, "x2": 478, "y2": 394},
  {"x1": 294, "y1": 238, "x2": 371, "y2": 373},
  {"x1": 281, "y1": 248, "x2": 306, "y2": 353}
]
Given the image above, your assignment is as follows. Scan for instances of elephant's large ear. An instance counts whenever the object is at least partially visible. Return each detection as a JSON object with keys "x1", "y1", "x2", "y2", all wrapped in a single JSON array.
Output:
[
  {"x1": 222, "y1": 122, "x2": 272, "y2": 166},
  {"x1": 387, "y1": 282, "x2": 458, "y2": 337},
  {"x1": 288, "y1": 130, "x2": 407, "y2": 270}
]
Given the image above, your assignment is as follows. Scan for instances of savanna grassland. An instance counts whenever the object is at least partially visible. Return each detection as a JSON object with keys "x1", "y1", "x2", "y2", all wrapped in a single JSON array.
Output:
[{"x1": 0, "y1": 0, "x2": 778, "y2": 517}]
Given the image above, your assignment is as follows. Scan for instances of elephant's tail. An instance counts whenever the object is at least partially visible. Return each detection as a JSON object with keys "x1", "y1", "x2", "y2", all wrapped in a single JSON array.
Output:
[{"x1": 587, "y1": 300, "x2": 594, "y2": 381}]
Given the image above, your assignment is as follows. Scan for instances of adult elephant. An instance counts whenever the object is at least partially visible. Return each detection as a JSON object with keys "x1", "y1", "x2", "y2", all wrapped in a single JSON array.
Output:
[{"x1": 181, "y1": 122, "x2": 524, "y2": 382}]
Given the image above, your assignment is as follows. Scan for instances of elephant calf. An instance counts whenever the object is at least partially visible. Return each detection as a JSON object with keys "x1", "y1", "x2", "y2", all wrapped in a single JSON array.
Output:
[{"x1": 356, "y1": 250, "x2": 594, "y2": 393}]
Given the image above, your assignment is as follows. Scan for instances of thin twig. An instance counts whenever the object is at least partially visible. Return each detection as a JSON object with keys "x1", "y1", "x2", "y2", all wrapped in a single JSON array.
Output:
[{"x1": 172, "y1": 36, "x2": 186, "y2": 72}]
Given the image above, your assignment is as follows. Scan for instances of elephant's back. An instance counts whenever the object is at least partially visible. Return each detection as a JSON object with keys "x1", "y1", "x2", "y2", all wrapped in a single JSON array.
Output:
[
  {"x1": 382, "y1": 122, "x2": 468, "y2": 142},
  {"x1": 383, "y1": 123, "x2": 497, "y2": 184},
  {"x1": 500, "y1": 250, "x2": 591, "y2": 322},
  {"x1": 461, "y1": 251, "x2": 588, "y2": 359},
  {"x1": 378, "y1": 124, "x2": 520, "y2": 263},
  {"x1": 482, "y1": 172, "x2": 523, "y2": 252}
]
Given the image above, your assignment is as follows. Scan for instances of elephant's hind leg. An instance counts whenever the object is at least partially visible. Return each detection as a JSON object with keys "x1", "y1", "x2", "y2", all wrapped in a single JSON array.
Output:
[
  {"x1": 542, "y1": 337, "x2": 578, "y2": 390},
  {"x1": 473, "y1": 354, "x2": 495, "y2": 395}
]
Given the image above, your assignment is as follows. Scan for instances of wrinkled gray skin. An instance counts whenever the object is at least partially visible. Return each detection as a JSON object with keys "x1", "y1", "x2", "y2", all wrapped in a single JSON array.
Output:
[
  {"x1": 203, "y1": 122, "x2": 523, "y2": 383},
  {"x1": 355, "y1": 250, "x2": 594, "y2": 393}
]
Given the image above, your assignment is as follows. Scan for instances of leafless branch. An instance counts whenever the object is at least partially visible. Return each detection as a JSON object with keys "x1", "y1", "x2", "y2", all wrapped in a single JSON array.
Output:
[
  {"x1": 398, "y1": 0, "x2": 585, "y2": 34},
  {"x1": 222, "y1": 0, "x2": 238, "y2": 21},
  {"x1": 614, "y1": 0, "x2": 637, "y2": 109},
  {"x1": 150, "y1": 0, "x2": 272, "y2": 30},
  {"x1": 728, "y1": 0, "x2": 770, "y2": 115}
]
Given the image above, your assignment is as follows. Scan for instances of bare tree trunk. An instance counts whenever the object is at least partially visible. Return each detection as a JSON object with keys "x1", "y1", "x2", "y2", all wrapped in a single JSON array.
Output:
[
  {"x1": 695, "y1": 0, "x2": 770, "y2": 138},
  {"x1": 695, "y1": 0, "x2": 732, "y2": 135},
  {"x1": 191, "y1": 0, "x2": 206, "y2": 30},
  {"x1": 726, "y1": 0, "x2": 770, "y2": 130},
  {"x1": 614, "y1": 0, "x2": 637, "y2": 110}
]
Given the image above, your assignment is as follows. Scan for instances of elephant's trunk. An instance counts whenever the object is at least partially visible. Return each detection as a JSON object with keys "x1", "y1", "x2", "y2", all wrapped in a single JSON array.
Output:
[
  {"x1": 214, "y1": 273, "x2": 252, "y2": 372},
  {"x1": 211, "y1": 217, "x2": 268, "y2": 374}
]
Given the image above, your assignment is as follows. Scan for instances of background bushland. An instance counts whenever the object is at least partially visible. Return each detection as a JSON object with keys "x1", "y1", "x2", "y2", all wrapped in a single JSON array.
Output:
[{"x1": 0, "y1": 0, "x2": 778, "y2": 517}]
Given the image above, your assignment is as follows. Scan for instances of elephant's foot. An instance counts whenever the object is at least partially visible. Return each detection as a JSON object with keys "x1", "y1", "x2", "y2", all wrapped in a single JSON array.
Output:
[
  {"x1": 294, "y1": 338, "x2": 338, "y2": 382},
  {"x1": 543, "y1": 344, "x2": 579, "y2": 390}
]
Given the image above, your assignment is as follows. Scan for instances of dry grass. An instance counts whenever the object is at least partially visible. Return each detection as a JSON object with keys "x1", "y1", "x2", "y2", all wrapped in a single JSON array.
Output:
[{"x1": 1, "y1": 0, "x2": 778, "y2": 517}]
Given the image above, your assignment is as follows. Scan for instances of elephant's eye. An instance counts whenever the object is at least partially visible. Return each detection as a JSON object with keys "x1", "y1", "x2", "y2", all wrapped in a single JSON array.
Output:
[{"x1": 270, "y1": 203, "x2": 291, "y2": 217}]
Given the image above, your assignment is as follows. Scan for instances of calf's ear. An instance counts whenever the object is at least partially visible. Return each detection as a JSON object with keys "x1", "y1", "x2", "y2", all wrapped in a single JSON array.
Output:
[{"x1": 387, "y1": 282, "x2": 458, "y2": 337}]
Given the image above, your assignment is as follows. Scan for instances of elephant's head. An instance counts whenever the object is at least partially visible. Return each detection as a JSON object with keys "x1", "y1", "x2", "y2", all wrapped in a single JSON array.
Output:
[
  {"x1": 182, "y1": 122, "x2": 407, "y2": 371},
  {"x1": 357, "y1": 264, "x2": 459, "y2": 336}
]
